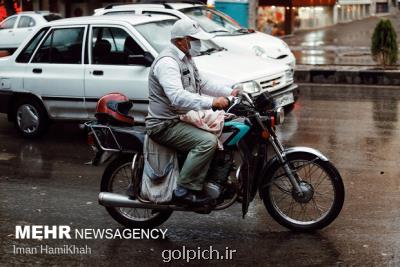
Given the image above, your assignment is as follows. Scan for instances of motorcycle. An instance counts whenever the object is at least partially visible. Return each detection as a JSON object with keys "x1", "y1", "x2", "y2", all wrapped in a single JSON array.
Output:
[{"x1": 84, "y1": 92, "x2": 344, "y2": 231}]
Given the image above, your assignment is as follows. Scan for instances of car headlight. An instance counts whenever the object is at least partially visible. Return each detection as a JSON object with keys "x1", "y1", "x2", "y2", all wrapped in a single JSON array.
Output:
[
  {"x1": 285, "y1": 69, "x2": 294, "y2": 81},
  {"x1": 233, "y1": 81, "x2": 261, "y2": 94}
]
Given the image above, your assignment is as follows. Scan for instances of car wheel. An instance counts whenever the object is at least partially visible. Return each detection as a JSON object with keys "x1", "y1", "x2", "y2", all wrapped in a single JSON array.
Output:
[{"x1": 14, "y1": 98, "x2": 48, "y2": 138}]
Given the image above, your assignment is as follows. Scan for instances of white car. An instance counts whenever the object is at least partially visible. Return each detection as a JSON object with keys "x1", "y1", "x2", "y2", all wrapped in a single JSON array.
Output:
[
  {"x1": 0, "y1": 15, "x2": 297, "y2": 138},
  {"x1": 94, "y1": 2, "x2": 296, "y2": 69},
  {"x1": 0, "y1": 11, "x2": 62, "y2": 53}
]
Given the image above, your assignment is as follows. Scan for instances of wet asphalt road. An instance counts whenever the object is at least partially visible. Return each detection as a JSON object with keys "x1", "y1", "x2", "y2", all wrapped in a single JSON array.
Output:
[
  {"x1": 284, "y1": 13, "x2": 400, "y2": 65},
  {"x1": 1, "y1": 84, "x2": 400, "y2": 266}
]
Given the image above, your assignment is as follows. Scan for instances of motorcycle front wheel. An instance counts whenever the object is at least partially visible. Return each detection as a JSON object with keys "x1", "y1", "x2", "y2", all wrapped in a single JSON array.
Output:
[
  {"x1": 100, "y1": 154, "x2": 172, "y2": 229},
  {"x1": 260, "y1": 152, "x2": 345, "y2": 231}
]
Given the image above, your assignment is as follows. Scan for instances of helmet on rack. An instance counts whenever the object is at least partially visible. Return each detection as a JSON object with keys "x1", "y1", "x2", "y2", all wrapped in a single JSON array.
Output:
[{"x1": 95, "y1": 93, "x2": 134, "y2": 126}]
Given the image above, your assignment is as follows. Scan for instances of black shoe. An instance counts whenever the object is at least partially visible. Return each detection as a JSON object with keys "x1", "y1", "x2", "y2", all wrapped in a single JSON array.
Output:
[{"x1": 173, "y1": 186, "x2": 212, "y2": 207}]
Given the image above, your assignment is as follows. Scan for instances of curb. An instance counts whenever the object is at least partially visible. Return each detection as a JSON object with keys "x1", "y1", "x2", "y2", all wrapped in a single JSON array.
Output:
[{"x1": 294, "y1": 65, "x2": 400, "y2": 85}]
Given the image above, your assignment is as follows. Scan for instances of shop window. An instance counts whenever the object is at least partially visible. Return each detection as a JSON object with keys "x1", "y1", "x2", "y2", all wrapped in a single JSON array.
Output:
[
  {"x1": 376, "y1": 3, "x2": 389, "y2": 13},
  {"x1": 257, "y1": 6, "x2": 285, "y2": 36}
]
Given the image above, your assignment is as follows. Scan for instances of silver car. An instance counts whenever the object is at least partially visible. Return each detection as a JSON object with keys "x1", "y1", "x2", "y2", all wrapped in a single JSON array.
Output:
[{"x1": 0, "y1": 15, "x2": 297, "y2": 138}]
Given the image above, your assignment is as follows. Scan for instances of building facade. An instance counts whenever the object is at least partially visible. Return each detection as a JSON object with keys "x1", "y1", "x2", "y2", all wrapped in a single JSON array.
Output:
[
  {"x1": 257, "y1": 0, "x2": 336, "y2": 36},
  {"x1": 256, "y1": 0, "x2": 396, "y2": 36},
  {"x1": 33, "y1": 0, "x2": 135, "y2": 17},
  {"x1": 334, "y1": 0, "x2": 372, "y2": 24}
]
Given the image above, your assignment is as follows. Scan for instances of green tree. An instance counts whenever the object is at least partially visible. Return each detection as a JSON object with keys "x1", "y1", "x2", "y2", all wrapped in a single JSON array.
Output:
[
  {"x1": 371, "y1": 19, "x2": 398, "y2": 68},
  {"x1": 4, "y1": 0, "x2": 16, "y2": 16}
]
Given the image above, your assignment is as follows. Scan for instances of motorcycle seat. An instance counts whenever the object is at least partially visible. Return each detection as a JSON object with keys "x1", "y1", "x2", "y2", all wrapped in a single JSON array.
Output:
[
  {"x1": 99, "y1": 125, "x2": 146, "y2": 152},
  {"x1": 111, "y1": 126, "x2": 146, "y2": 144}
]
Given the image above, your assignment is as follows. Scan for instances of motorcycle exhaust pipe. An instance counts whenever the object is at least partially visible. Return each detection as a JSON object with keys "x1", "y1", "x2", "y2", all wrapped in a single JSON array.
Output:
[
  {"x1": 98, "y1": 192, "x2": 183, "y2": 211},
  {"x1": 98, "y1": 192, "x2": 231, "y2": 214}
]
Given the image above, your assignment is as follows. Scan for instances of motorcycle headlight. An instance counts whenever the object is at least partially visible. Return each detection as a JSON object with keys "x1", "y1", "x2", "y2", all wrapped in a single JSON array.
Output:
[
  {"x1": 275, "y1": 107, "x2": 285, "y2": 125},
  {"x1": 233, "y1": 81, "x2": 261, "y2": 94}
]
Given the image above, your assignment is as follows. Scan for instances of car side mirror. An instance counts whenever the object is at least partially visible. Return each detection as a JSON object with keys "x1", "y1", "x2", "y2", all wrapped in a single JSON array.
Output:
[{"x1": 127, "y1": 52, "x2": 154, "y2": 67}]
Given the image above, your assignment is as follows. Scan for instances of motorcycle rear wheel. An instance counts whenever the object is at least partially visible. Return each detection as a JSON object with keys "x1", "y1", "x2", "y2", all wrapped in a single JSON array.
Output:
[
  {"x1": 101, "y1": 154, "x2": 172, "y2": 229},
  {"x1": 260, "y1": 152, "x2": 344, "y2": 231}
]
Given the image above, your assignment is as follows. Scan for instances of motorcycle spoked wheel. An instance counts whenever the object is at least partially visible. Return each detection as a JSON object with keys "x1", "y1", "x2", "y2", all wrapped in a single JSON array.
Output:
[
  {"x1": 100, "y1": 154, "x2": 172, "y2": 229},
  {"x1": 260, "y1": 152, "x2": 345, "y2": 231}
]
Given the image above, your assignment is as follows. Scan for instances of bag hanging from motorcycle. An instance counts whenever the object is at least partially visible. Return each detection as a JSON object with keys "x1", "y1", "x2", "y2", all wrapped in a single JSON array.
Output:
[{"x1": 140, "y1": 135, "x2": 178, "y2": 203}]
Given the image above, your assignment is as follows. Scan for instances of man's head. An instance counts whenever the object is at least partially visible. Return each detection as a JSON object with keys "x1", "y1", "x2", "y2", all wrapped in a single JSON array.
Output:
[{"x1": 170, "y1": 19, "x2": 214, "y2": 56}]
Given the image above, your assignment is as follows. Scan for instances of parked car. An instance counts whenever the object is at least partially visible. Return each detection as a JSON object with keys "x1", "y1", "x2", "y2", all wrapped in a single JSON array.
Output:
[
  {"x1": 94, "y1": 1, "x2": 296, "y2": 69},
  {"x1": 0, "y1": 15, "x2": 298, "y2": 138},
  {"x1": 0, "y1": 11, "x2": 62, "y2": 54}
]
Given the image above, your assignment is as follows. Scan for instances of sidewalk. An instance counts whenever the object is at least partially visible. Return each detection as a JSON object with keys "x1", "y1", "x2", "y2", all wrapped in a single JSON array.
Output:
[
  {"x1": 286, "y1": 12, "x2": 400, "y2": 85},
  {"x1": 294, "y1": 65, "x2": 400, "y2": 85},
  {"x1": 285, "y1": 13, "x2": 400, "y2": 66}
]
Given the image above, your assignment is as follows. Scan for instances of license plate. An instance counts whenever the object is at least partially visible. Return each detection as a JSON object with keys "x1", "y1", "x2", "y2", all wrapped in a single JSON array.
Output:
[{"x1": 274, "y1": 92, "x2": 294, "y2": 107}]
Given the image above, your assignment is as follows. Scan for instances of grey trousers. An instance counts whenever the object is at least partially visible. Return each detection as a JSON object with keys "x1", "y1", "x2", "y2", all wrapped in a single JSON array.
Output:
[{"x1": 148, "y1": 121, "x2": 218, "y2": 191}]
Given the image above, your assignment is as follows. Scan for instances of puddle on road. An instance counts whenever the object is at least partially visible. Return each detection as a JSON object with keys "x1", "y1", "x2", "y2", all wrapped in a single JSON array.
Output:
[{"x1": 0, "y1": 152, "x2": 16, "y2": 161}]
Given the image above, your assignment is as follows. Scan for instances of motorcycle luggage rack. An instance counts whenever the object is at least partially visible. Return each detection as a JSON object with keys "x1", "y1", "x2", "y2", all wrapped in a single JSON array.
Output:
[{"x1": 87, "y1": 123, "x2": 123, "y2": 152}]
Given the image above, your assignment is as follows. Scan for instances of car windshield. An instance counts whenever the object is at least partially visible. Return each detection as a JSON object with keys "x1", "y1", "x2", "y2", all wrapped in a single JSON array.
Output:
[
  {"x1": 180, "y1": 6, "x2": 245, "y2": 35},
  {"x1": 135, "y1": 19, "x2": 223, "y2": 56}
]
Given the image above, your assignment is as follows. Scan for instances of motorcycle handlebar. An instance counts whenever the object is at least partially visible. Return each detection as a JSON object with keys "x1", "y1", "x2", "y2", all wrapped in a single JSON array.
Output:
[{"x1": 211, "y1": 92, "x2": 249, "y2": 112}]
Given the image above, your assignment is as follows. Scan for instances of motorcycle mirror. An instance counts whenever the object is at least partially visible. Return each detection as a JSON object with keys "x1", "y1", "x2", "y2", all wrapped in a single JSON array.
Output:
[
  {"x1": 241, "y1": 92, "x2": 255, "y2": 107},
  {"x1": 226, "y1": 96, "x2": 240, "y2": 113}
]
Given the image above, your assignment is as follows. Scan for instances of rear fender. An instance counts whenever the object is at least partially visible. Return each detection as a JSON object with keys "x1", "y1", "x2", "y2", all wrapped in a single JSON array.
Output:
[{"x1": 91, "y1": 150, "x2": 118, "y2": 166}]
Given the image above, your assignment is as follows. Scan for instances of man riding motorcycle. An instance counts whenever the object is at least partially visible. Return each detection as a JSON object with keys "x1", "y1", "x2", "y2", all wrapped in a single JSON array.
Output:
[{"x1": 145, "y1": 19, "x2": 239, "y2": 206}]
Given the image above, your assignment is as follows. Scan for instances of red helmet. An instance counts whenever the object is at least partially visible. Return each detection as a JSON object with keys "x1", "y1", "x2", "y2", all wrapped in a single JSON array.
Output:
[{"x1": 95, "y1": 93, "x2": 134, "y2": 126}]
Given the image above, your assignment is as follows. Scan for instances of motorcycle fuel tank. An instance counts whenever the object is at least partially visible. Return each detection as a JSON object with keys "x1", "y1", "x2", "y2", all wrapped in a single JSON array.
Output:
[{"x1": 220, "y1": 120, "x2": 251, "y2": 148}]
